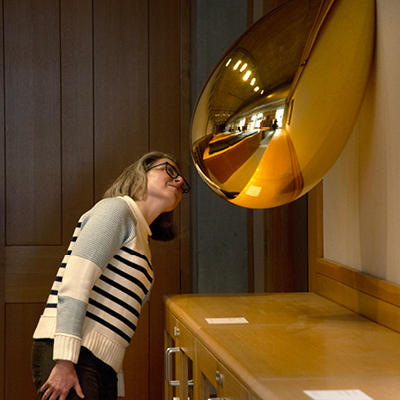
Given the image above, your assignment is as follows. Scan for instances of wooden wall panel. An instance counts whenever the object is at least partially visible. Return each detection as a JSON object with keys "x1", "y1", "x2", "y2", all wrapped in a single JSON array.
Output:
[
  {"x1": 4, "y1": 0, "x2": 62, "y2": 245},
  {"x1": 1, "y1": 1, "x2": 191, "y2": 399},
  {"x1": 93, "y1": 0, "x2": 149, "y2": 200},
  {"x1": 149, "y1": 240, "x2": 181, "y2": 399},
  {"x1": 5, "y1": 303, "x2": 45, "y2": 400},
  {"x1": 317, "y1": 258, "x2": 400, "y2": 307},
  {"x1": 5, "y1": 246, "x2": 66, "y2": 303},
  {"x1": 178, "y1": 0, "x2": 192, "y2": 295},
  {"x1": 123, "y1": 304, "x2": 150, "y2": 398},
  {"x1": 149, "y1": 0, "x2": 181, "y2": 155},
  {"x1": 315, "y1": 261, "x2": 400, "y2": 334},
  {"x1": 307, "y1": 181, "x2": 323, "y2": 292},
  {"x1": 265, "y1": 203, "x2": 295, "y2": 292},
  {"x1": 61, "y1": 0, "x2": 95, "y2": 239},
  {"x1": 0, "y1": 0, "x2": 4, "y2": 396},
  {"x1": 148, "y1": 1, "x2": 190, "y2": 398}
]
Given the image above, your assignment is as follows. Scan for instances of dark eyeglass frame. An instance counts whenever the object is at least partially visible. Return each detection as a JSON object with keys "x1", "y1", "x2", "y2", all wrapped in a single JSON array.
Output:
[{"x1": 147, "y1": 162, "x2": 190, "y2": 194}]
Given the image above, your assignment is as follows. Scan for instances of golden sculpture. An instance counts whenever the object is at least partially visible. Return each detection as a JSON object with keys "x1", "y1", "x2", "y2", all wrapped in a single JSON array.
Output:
[{"x1": 191, "y1": 0, "x2": 375, "y2": 208}]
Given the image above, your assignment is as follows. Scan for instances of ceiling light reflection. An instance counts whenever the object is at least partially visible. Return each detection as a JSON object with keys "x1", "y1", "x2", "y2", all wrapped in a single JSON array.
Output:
[
  {"x1": 240, "y1": 63, "x2": 248, "y2": 72},
  {"x1": 243, "y1": 70, "x2": 251, "y2": 81},
  {"x1": 233, "y1": 60, "x2": 241, "y2": 70}
]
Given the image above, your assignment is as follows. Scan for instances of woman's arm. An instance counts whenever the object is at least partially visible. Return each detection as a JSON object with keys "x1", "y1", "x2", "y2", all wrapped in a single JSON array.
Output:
[
  {"x1": 46, "y1": 198, "x2": 137, "y2": 397},
  {"x1": 54, "y1": 198, "x2": 137, "y2": 361}
]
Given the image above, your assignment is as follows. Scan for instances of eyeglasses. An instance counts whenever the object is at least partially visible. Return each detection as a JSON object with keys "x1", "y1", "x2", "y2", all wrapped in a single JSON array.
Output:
[{"x1": 147, "y1": 162, "x2": 190, "y2": 194}]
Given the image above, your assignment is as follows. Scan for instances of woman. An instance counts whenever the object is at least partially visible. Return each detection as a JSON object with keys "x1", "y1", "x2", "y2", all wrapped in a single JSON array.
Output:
[{"x1": 31, "y1": 151, "x2": 190, "y2": 400}]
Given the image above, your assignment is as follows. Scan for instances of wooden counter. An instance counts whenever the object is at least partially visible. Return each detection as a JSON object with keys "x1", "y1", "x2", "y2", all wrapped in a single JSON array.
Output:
[{"x1": 164, "y1": 293, "x2": 400, "y2": 400}]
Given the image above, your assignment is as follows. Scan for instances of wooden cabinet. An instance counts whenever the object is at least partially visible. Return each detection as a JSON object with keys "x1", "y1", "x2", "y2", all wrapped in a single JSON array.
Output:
[
  {"x1": 165, "y1": 309, "x2": 195, "y2": 400},
  {"x1": 217, "y1": 364, "x2": 250, "y2": 400},
  {"x1": 165, "y1": 308, "x2": 250, "y2": 400},
  {"x1": 164, "y1": 293, "x2": 400, "y2": 400}
]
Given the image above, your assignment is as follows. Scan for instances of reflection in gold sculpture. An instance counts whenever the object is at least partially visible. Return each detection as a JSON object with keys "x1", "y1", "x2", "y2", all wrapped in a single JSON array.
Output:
[
  {"x1": 230, "y1": 128, "x2": 303, "y2": 208},
  {"x1": 203, "y1": 130, "x2": 262, "y2": 183},
  {"x1": 191, "y1": 0, "x2": 375, "y2": 209}
]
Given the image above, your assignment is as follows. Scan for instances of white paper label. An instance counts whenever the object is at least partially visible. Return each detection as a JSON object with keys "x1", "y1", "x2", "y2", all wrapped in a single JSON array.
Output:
[
  {"x1": 304, "y1": 390, "x2": 373, "y2": 400},
  {"x1": 246, "y1": 185, "x2": 261, "y2": 196},
  {"x1": 205, "y1": 317, "x2": 249, "y2": 324}
]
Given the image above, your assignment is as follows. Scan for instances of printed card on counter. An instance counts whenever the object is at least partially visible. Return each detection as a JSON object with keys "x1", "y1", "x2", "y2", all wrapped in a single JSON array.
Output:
[
  {"x1": 304, "y1": 390, "x2": 373, "y2": 400},
  {"x1": 205, "y1": 317, "x2": 249, "y2": 324}
]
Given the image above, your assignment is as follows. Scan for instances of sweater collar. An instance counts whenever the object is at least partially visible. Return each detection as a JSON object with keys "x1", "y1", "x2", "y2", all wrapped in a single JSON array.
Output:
[{"x1": 122, "y1": 196, "x2": 152, "y2": 237}]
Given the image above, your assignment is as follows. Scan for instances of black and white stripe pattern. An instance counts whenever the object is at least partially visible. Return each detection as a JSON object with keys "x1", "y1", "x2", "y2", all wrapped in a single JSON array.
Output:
[{"x1": 35, "y1": 196, "x2": 154, "y2": 365}]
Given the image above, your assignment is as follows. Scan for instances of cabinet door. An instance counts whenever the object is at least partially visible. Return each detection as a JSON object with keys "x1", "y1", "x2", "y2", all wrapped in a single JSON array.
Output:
[
  {"x1": 196, "y1": 339, "x2": 251, "y2": 400},
  {"x1": 164, "y1": 310, "x2": 195, "y2": 400},
  {"x1": 218, "y1": 364, "x2": 250, "y2": 400},
  {"x1": 177, "y1": 320, "x2": 195, "y2": 400},
  {"x1": 196, "y1": 341, "x2": 219, "y2": 400}
]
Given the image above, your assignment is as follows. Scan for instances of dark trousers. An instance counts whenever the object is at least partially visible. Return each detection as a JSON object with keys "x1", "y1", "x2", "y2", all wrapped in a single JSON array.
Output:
[{"x1": 31, "y1": 339, "x2": 118, "y2": 400}]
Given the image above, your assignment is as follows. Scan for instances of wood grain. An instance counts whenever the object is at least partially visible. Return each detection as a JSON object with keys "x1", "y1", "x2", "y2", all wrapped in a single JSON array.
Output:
[
  {"x1": 5, "y1": 0, "x2": 61, "y2": 245},
  {"x1": 165, "y1": 293, "x2": 400, "y2": 399},
  {"x1": 2, "y1": 1, "x2": 191, "y2": 398}
]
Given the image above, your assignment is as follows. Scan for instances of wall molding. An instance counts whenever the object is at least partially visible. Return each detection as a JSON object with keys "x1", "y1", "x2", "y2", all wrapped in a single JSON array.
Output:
[
  {"x1": 308, "y1": 182, "x2": 400, "y2": 334},
  {"x1": 316, "y1": 258, "x2": 400, "y2": 334}
]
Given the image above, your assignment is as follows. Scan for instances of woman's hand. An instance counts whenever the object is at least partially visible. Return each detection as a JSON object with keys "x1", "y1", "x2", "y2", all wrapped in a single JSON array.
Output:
[{"x1": 40, "y1": 360, "x2": 85, "y2": 400}]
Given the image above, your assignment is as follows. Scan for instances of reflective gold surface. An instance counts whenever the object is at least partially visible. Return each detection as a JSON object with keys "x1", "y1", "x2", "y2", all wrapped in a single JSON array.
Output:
[{"x1": 191, "y1": 0, "x2": 375, "y2": 208}]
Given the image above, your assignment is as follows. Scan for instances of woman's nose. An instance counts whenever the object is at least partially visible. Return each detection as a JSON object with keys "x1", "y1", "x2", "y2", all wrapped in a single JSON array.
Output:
[
  {"x1": 174, "y1": 175, "x2": 184, "y2": 189},
  {"x1": 174, "y1": 175, "x2": 183, "y2": 184}
]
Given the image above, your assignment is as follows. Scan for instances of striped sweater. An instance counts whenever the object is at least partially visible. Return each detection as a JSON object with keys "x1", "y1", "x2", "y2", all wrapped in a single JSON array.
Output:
[{"x1": 33, "y1": 196, "x2": 153, "y2": 376}]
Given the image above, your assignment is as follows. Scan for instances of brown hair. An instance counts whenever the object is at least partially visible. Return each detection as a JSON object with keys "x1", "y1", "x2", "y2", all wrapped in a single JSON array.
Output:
[{"x1": 103, "y1": 151, "x2": 181, "y2": 241}]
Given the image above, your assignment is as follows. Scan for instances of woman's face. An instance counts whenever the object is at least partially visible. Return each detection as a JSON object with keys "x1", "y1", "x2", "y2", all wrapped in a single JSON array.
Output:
[{"x1": 145, "y1": 158, "x2": 185, "y2": 212}]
